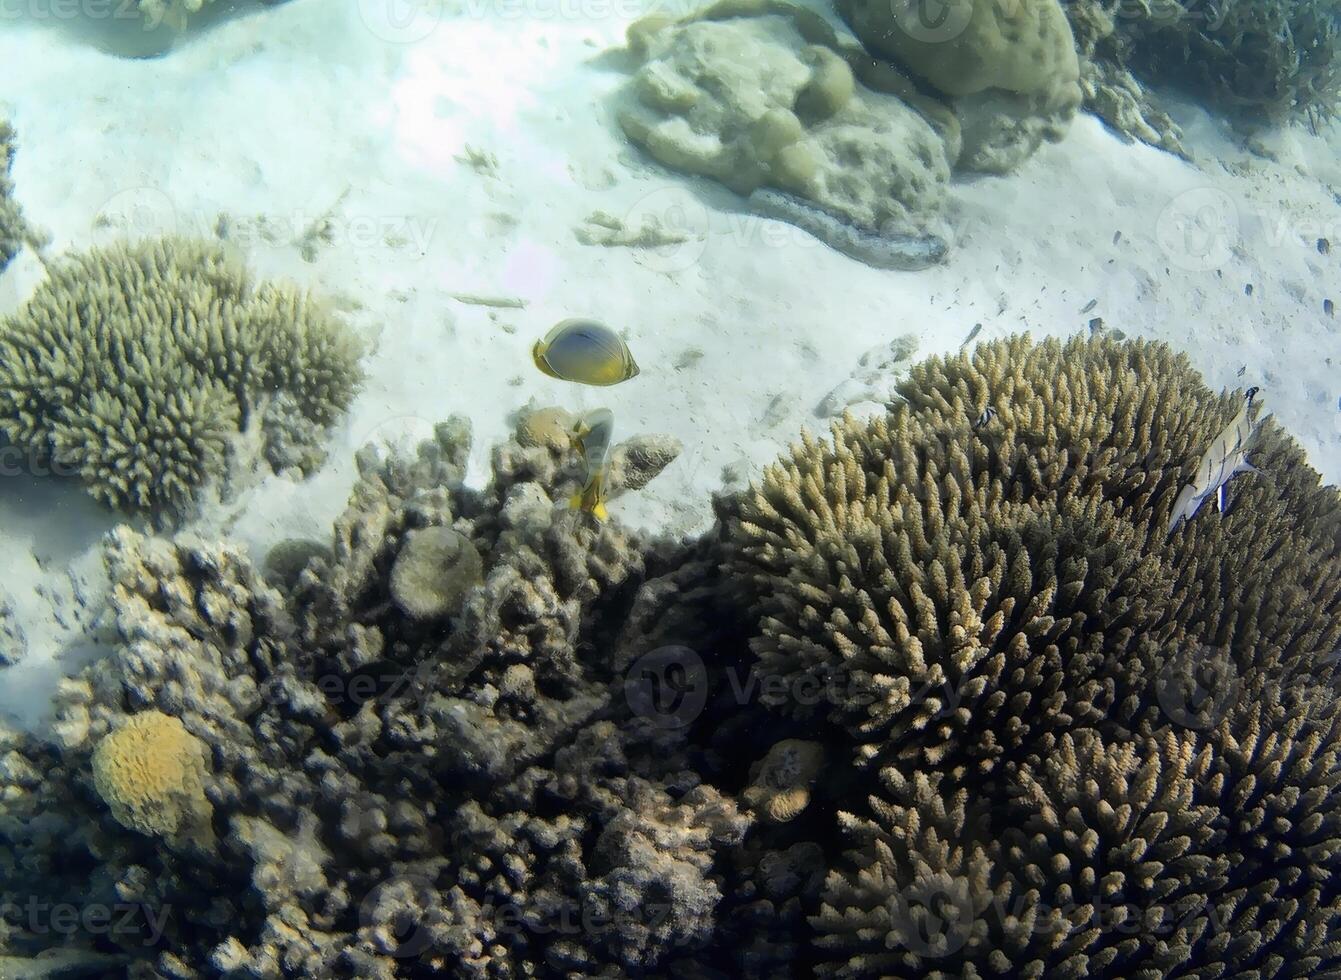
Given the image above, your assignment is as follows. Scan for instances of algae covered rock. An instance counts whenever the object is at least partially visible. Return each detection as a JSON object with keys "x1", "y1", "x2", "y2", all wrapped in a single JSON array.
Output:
[
  {"x1": 0, "y1": 237, "x2": 365, "y2": 523},
  {"x1": 618, "y1": 3, "x2": 952, "y2": 267},
  {"x1": 838, "y1": 0, "x2": 1082, "y2": 172}
]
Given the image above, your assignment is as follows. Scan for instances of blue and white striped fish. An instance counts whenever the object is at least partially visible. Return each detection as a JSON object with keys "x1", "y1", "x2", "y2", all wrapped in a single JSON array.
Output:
[{"x1": 1166, "y1": 386, "x2": 1268, "y2": 536}]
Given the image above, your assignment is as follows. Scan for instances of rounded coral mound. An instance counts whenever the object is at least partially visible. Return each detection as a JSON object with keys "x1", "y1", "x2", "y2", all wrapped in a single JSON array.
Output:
[
  {"x1": 726, "y1": 334, "x2": 1341, "y2": 975},
  {"x1": 0, "y1": 237, "x2": 364, "y2": 523},
  {"x1": 91, "y1": 710, "x2": 213, "y2": 844}
]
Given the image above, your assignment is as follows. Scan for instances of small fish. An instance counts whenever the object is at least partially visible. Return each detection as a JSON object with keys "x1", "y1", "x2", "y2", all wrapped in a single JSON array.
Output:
[
  {"x1": 972, "y1": 406, "x2": 997, "y2": 430},
  {"x1": 1166, "y1": 386, "x2": 1269, "y2": 536},
  {"x1": 533, "y1": 319, "x2": 639, "y2": 386},
  {"x1": 570, "y1": 408, "x2": 615, "y2": 522}
]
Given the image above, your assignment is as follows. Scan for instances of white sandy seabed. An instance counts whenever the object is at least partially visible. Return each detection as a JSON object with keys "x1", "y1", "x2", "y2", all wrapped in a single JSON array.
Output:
[{"x1": 0, "y1": 0, "x2": 1337, "y2": 728}]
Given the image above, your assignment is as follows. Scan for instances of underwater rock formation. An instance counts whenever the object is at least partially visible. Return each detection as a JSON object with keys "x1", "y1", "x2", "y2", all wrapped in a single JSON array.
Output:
[
  {"x1": 0, "y1": 237, "x2": 365, "y2": 524},
  {"x1": 617, "y1": 1, "x2": 953, "y2": 267},
  {"x1": 2, "y1": 339, "x2": 1339, "y2": 977},
  {"x1": 837, "y1": 0, "x2": 1082, "y2": 172}
]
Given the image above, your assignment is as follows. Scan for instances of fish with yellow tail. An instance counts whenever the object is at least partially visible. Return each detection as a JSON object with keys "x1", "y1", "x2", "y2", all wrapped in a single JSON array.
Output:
[
  {"x1": 533, "y1": 319, "x2": 640, "y2": 387},
  {"x1": 1166, "y1": 386, "x2": 1269, "y2": 536},
  {"x1": 570, "y1": 408, "x2": 615, "y2": 522}
]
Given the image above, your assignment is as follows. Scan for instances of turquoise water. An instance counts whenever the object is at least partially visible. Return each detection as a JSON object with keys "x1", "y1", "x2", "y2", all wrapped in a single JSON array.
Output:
[{"x1": 0, "y1": 1, "x2": 1339, "y2": 977}]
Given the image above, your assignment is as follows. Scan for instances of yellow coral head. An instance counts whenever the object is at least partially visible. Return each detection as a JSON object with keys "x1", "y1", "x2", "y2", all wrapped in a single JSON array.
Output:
[{"x1": 91, "y1": 710, "x2": 214, "y2": 845}]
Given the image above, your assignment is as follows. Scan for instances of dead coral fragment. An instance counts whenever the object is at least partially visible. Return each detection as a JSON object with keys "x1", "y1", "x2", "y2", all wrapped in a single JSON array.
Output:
[
  {"x1": 608, "y1": 433, "x2": 684, "y2": 494},
  {"x1": 135, "y1": 0, "x2": 215, "y2": 30},
  {"x1": 91, "y1": 710, "x2": 213, "y2": 845}
]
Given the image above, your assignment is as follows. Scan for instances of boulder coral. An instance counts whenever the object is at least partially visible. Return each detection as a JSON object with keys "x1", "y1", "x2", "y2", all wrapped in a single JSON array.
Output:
[
  {"x1": 837, "y1": 0, "x2": 1082, "y2": 172},
  {"x1": 0, "y1": 237, "x2": 365, "y2": 523},
  {"x1": 90, "y1": 710, "x2": 214, "y2": 846},
  {"x1": 618, "y1": 0, "x2": 955, "y2": 267}
]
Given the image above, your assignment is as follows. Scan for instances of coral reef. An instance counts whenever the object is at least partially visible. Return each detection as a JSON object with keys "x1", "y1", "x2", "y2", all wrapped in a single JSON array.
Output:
[
  {"x1": 1066, "y1": 0, "x2": 1341, "y2": 136},
  {"x1": 0, "y1": 237, "x2": 364, "y2": 524},
  {"x1": 617, "y1": 1, "x2": 953, "y2": 263},
  {"x1": 1065, "y1": 0, "x2": 1190, "y2": 156},
  {"x1": 728, "y1": 335, "x2": 1341, "y2": 975},
  {"x1": 0, "y1": 408, "x2": 700, "y2": 977},
  {"x1": 837, "y1": 0, "x2": 1082, "y2": 172},
  {"x1": 2, "y1": 338, "x2": 1340, "y2": 977},
  {"x1": 1131, "y1": 0, "x2": 1341, "y2": 126},
  {"x1": 0, "y1": 122, "x2": 34, "y2": 273}
]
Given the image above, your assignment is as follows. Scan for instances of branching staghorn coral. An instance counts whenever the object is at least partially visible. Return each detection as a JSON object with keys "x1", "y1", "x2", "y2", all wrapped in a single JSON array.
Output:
[
  {"x1": 727, "y1": 334, "x2": 1341, "y2": 975},
  {"x1": 727, "y1": 335, "x2": 1341, "y2": 772},
  {"x1": 0, "y1": 237, "x2": 364, "y2": 523}
]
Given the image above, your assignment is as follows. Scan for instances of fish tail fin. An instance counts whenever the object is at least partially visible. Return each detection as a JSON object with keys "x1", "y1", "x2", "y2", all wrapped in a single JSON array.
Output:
[{"x1": 568, "y1": 489, "x2": 610, "y2": 523}]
